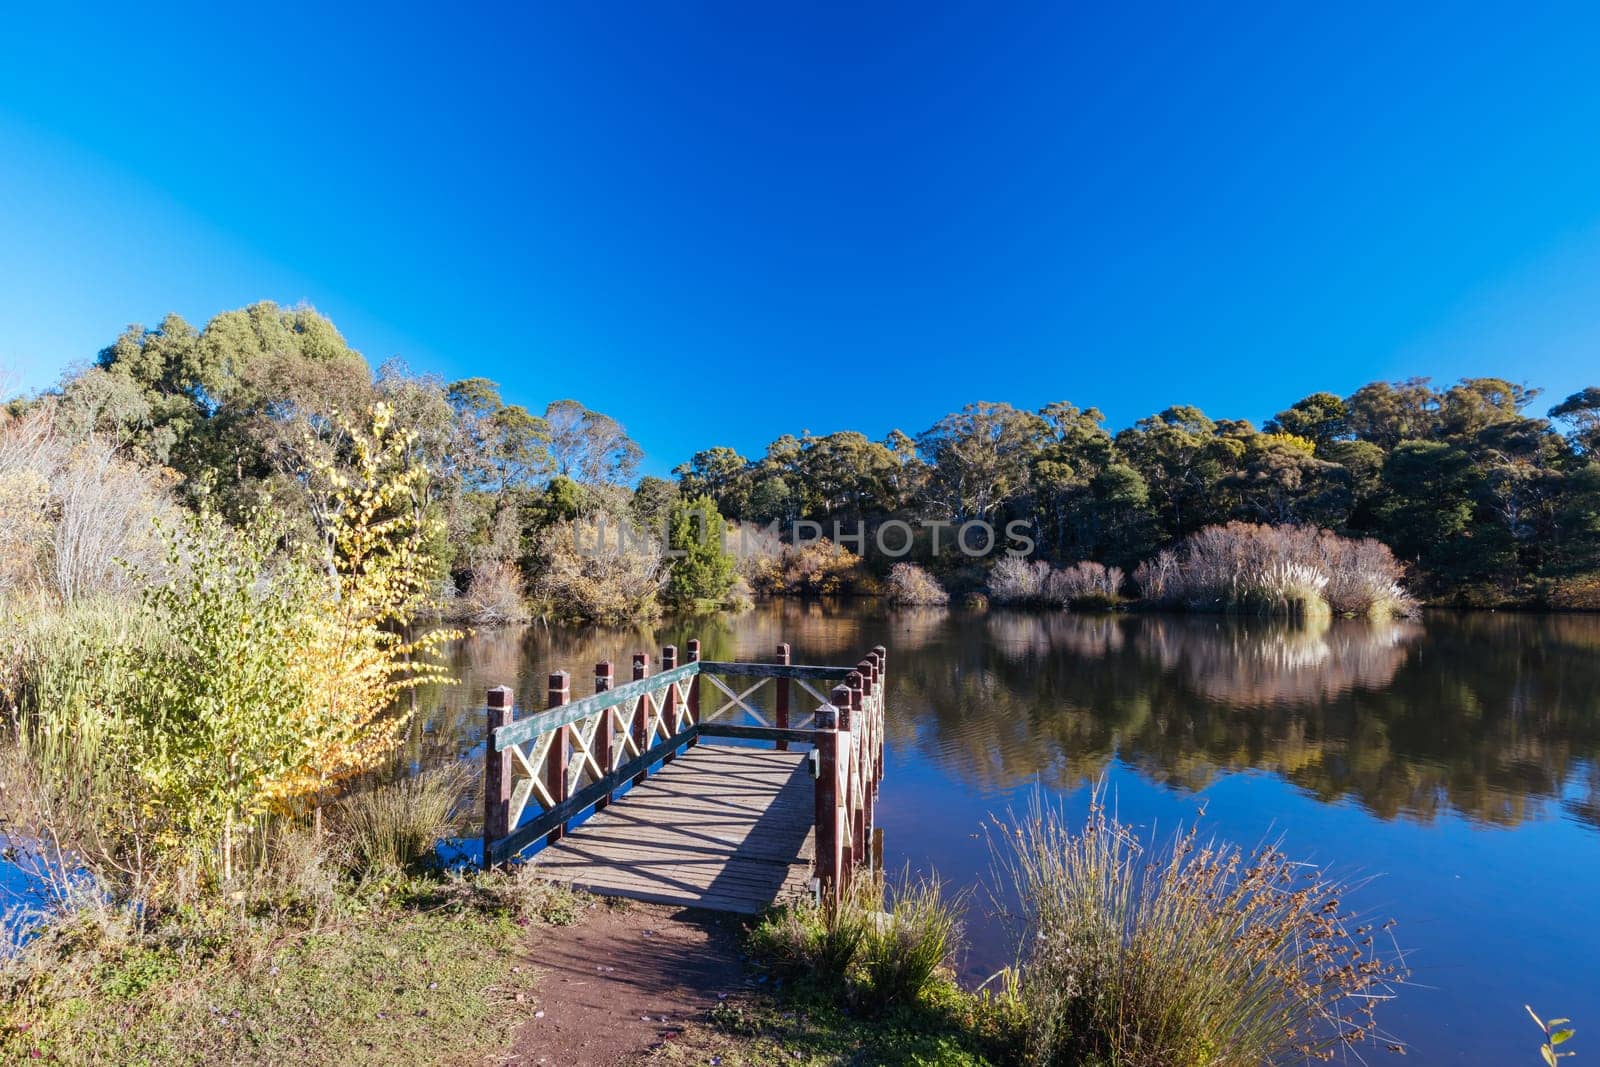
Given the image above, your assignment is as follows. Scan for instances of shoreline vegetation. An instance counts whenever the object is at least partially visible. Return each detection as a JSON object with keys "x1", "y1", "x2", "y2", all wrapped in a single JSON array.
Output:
[
  {"x1": 2, "y1": 301, "x2": 1597, "y2": 629},
  {"x1": 673, "y1": 790, "x2": 1408, "y2": 1066}
]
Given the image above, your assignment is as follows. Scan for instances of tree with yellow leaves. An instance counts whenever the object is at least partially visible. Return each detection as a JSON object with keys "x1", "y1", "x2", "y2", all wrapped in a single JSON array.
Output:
[{"x1": 264, "y1": 402, "x2": 458, "y2": 830}]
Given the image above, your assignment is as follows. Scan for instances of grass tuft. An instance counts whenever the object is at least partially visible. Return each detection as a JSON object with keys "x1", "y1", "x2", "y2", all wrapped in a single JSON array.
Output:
[
  {"x1": 992, "y1": 786, "x2": 1409, "y2": 1065},
  {"x1": 330, "y1": 763, "x2": 471, "y2": 881}
]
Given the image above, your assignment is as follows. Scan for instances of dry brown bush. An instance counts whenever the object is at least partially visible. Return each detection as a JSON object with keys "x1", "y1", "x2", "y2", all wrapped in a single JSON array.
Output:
[
  {"x1": 749, "y1": 537, "x2": 867, "y2": 596},
  {"x1": 529, "y1": 516, "x2": 666, "y2": 624},
  {"x1": 454, "y1": 558, "x2": 528, "y2": 623},
  {"x1": 884, "y1": 562, "x2": 949, "y2": 605},
  {"x1": 989, "y1": 557, "x2": 1124, "y2": 608}
]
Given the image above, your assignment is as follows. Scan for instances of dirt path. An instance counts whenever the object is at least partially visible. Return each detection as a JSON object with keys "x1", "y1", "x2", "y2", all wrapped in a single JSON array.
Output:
[{"x1": 504, "y1": 901, "x2": 747, "y2": 1066}]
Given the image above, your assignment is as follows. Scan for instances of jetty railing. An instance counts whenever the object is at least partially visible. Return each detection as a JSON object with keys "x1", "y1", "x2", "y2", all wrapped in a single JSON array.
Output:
[{"x1": 481, "y1": 639, "x2": 887, "y2": 900}]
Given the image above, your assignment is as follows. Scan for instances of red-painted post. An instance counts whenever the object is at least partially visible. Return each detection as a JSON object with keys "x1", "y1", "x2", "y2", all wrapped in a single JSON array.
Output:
[
  {"x1": 686, "y1": 638, "x2": 701, "y2": 747},
  {"x1": 631, "y1": 652, "x2": 651, "y2": 784},
  {"x1": 815, "y1": 683, "x2": 851, "y2": 902},
  {"x1": 483, "y1": 685, "x2": 514, "y2": 868},
  {"x1": 859, "y1": 656, "x2": 879, "y2": 795},
  {"x1": 847, "y1": 671, "x2": 867, "y2": 870},
  {"x1": 545, "y1": 671, "x2": 571, "y2": 843},
  {"x1": 594, "y1": 661, "x2": 614, "y2": 811},
  {"x1": 660, "y1": 645, "x2": 679, "y2": 763},
  {"x1": 774, "y1": 642, "x2": 792, "y2": 752},
  {"x1": 873, "y1": 645, "x2": 888, "y2": 784}
]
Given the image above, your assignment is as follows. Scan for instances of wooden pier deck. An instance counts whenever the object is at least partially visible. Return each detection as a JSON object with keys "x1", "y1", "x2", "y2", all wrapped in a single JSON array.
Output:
[
  {"x1": 532, "y1": 746, "x2": 815, "y2": 914},
  {"x1": 481, "y1": 641, "x2": 886, "y2": 914}
]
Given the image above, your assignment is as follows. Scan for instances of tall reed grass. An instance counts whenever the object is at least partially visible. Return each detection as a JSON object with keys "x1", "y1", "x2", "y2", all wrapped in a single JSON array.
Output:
[
  {"x1": 330, "y1": 763, "x2": 472, "y2": 880},
  {"x1": 993, "y1": 790, "x2": 1408, "y2": 1065}
]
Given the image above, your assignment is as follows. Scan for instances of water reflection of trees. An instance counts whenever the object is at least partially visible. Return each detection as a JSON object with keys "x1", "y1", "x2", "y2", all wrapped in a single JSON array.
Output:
[
  {"x1": 400, "y1": 601, "x2": 882, "y2": 773},
  {"x1": 405, "y1": 606, "x2": 1600, "y2": 832},
  {"x1": 894, "y1": 612, "x2": 1600, "y2": 829}
]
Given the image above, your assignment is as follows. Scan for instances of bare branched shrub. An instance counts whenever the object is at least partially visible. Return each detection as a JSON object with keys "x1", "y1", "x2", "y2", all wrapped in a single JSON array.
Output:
[
  {"x1": 995, "y1": 790, "x2": 1409, "y2": 1065},
  {"x1": 1132, "y1": 549, "x2": 1178, "y2": 602},
  {"x1": 455, "y1": 558, "x2": 528, "y2": 623},
  {"x1": 885, "y1": 562, "x2": 949, "y2": 605},
  {"x1": 529, "y1": 517, "x2": 666, "y2": 624},
  {"x1": 988, "y1": 556, "x2": 1051, "y2": 605},
  {"x1": 51, "y1": 439, "x2": 177, "y2": 603},
  {"x1": 727, "y1": 519, "x2": 785, "y2": 580},
  {"x1": 1135, "y1": 522, "x2": 1415, "y2": 618},
  {"x1": 991, "y1": 557, "x2": 1124, "y2": 609},
  {"x1": 1045, "y1": 561, "x2": 1125, "y2": 607},
  {"x1": 1317, "y1": 533, "x2": 1417, "y2": 617},
  {"x1": 0, "y1": 408, "x2": 177, "y2": 605}
]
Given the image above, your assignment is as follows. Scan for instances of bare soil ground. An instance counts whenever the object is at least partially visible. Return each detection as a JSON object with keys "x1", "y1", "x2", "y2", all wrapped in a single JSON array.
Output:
[{"x1": 504, "y1": 900, "x2": 747, "y2": 1067}]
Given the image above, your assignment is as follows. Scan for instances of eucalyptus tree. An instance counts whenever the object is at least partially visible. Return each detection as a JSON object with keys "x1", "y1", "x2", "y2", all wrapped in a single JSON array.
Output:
[
  {"x1": 916, "y1": 401, "x2": 1046, "y2": 521},
  {"x1": 545, "y1": 398, "x2": 642, "y2": 485}
]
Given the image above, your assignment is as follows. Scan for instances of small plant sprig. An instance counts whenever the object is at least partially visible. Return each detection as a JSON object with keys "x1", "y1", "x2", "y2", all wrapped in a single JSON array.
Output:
[{"x1": 1528, "y1": 1006, "x2": 1576, "y2": 1065}]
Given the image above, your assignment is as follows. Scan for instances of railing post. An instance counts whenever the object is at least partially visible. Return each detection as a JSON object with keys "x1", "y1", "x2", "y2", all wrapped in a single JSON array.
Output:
[
  {"x1": 859, "y1": 655, "x2": 879, "y2": 797},
  {"x1": 847, "y1": 669, "x2": 867, "y2": 871},
  {"x1": 836, "y1": 680, "x2": 856, "y2": 887},
  {"x1": 631, "y1": 652, "x2": 651, "y2": 784},
  {"x1": 546, "y1": 671, "x2": 571, "y2": 843},
  {"x1": 594, "y1": 661, "x2": 614, "y2": 811},
  {"x1": 483, "y1": 685, "x2": 514, "y2": 869},
  {"x1": 774, "y1": 642, "x2": 792, "y2": 751},
  {"x1": 660, "y1": 645, "x2": 679, "y2": 763},
  {"x1": 686, "y1": 638, "x2": 701, "y2": 747},
  {"x1": 814, "y1": 684, "x2": 850, "y2": 903},
  {"x1": 873, "y1": 645, "x2": 888, "y2": 785}
]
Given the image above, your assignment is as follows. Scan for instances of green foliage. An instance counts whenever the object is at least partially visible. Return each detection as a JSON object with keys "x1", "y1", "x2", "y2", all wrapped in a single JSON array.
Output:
[
  {"x1": 28, "y1": 302, "x2": 1600, "y2": 617},
  {"x1": 3, "y1": 404, "x2": 453, "y2": 898},
  {"x1": 749, "y1": 871, "x2": 965, "y2": 1016},
  {"x1": 123, "y1": 511, "x2": 318, "y2": 871},
  {"x1": 735, "y1": 875, "x2": 1007, "y2": 1066},
  {"x1": 1528, "y1": 1006, "x2": 1577, "y2": 1065},
  {"x1": 861, "y1": 874, "x2": 966, "y2": 1010},
  {"x1": 664, "y1": 493, "x2": 737, "y2": 609}
]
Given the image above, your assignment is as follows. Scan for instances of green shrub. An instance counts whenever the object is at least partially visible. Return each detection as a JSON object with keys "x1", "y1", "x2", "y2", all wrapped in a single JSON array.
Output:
[
  {"x1": 664, "y1": 493, "x2": 737, "y2": 609},
  {"x1": 750, "y1": 884, "x2": 872, "y2": 989},
  {"x1": 861, "y1": 872, "x2": 965, "y2": 1009},
  {"x1": 750, "y1": 871, "x2": 965, "y2": 1016},
  {"x1": 447, "y1": 863, "x2": 587, "y2": 926}
]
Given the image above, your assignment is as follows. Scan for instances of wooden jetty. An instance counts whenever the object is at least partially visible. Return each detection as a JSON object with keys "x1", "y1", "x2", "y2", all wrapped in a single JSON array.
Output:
[{"x1": 481, "y1": 640, "x2": 886, "y2": 912}]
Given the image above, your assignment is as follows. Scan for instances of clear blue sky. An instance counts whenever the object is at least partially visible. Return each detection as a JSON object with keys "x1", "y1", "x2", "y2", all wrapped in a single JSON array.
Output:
[{"x1": 3, "y1": 2, "x2": 1599, "y2": 476}]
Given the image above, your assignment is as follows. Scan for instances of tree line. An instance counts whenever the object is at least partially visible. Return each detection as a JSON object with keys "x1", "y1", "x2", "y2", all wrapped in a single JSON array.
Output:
[
  {"x1": 11, "y1": 300, "x2": 1600, "y2": 609},
  {"x1": 679, "y1": 383, "x2": 1600, "y2": 605}
]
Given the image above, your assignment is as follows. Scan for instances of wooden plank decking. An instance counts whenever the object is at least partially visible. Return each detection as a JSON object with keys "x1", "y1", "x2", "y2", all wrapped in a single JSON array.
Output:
[{"x1": 529, "y1": 744, "x2": 816, "y2": 914}]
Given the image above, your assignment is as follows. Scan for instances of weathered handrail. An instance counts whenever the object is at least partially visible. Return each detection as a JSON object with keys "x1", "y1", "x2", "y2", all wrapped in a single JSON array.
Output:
[
  {"x1": 491, "y1": 661, "x2": 701, "y2": 751},
  {"x1": 481, "y1": 639, "x2": 888, "y2": 901}
]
